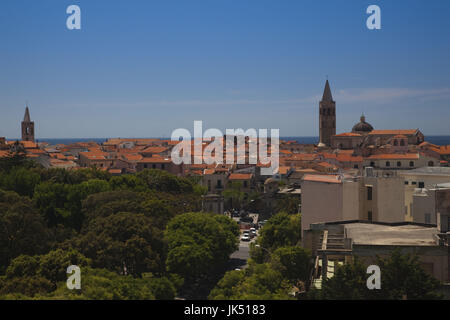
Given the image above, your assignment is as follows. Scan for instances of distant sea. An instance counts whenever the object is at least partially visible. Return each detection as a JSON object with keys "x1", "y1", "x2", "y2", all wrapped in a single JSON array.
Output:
[{"x1": 35, "y1": 136, "x2": 450, "y2": 146}]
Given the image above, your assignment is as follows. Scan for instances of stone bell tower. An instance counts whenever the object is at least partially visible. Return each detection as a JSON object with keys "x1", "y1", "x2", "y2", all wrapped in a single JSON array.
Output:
[
  {"x1": 318, "y1": 80, "x2": 336, "y2": 147},
  {"x1": 21, "y1": 106, "x2": 35, "y2": 142}
]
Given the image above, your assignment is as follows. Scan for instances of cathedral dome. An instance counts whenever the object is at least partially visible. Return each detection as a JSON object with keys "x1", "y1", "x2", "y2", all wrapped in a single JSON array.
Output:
[{"x1": 352, "y1": 114, "x2": 373, "y2": 133}]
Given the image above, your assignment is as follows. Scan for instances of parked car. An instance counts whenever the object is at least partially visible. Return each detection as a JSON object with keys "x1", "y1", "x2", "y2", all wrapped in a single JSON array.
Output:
[{"x1": 240, "y1": 234, "x2": 250, "y2": 241}]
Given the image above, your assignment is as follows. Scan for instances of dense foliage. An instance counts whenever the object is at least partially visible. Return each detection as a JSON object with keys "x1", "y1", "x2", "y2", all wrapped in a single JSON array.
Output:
[
  {"x1": 0, "y1": 155, "x2": 238, "y2": 299},
  {"x1": 308, "y1": 251, "x2": 443, "y2": 300}
]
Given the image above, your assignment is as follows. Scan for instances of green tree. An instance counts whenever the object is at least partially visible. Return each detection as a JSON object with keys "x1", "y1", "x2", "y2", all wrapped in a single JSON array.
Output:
[
  {"x1": 314, "y1": 251, "x2": 443, "y2": 300},
  {"x1": 165, "y1": 212, "x2": 239, "y2": 287},
  {"x1": 259, "y1": 213, "x2": 302, "y2": 250},
  {"x1": 209, "y1": 263, "x2": 294, "y2": 300},
  {"x1": 0, "y1": 167, "x2": 41, "y2": 197},
  {"x1": 137, "y1": 169, "x2": 194, "y2": 194},
  {"x1": 76, "y1": 212, "x2": 165, "y2": 276},
  {"x1": 0, "y1": 190, "x2": 49, "y2": 272},
  {"x1": 270, "y1": 246, "x2": 312, "y2": 285},
  {"x1": 376, "y1": 250, "x2": 443, "y2": 300}
]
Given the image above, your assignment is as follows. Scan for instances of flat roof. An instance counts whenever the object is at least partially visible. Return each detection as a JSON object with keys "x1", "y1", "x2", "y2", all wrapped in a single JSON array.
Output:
[
  {"x1": 344, "y1": 223, "x2": 437, "y2": 246},
  {"x1": 399, "y1": 166, "x2": 450, "y2": 176}
]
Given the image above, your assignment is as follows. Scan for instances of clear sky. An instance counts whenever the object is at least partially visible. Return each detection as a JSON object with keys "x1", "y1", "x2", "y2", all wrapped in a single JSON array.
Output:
[{"x1": 1, "y1": 0, "x2": 449, "y2": 139}]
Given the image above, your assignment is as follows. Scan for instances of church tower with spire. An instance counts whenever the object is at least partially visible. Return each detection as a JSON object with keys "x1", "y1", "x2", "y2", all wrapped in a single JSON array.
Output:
[
  {"x1": 21, "y1": 106, "x2": 35, "y2": 142},
  {"x1": 318, "y1": 80, "x2": 336, "y2": 147}
]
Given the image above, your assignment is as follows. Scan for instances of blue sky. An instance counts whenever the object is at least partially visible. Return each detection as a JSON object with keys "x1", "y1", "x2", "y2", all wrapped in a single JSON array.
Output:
[{"x1": 0, "y1": 0, "x2": 449, "y2": 139}]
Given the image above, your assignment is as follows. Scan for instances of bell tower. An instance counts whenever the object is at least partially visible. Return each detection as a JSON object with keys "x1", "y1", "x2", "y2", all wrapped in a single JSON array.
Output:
[
  {"x1": 318, "y1": 80, "x2": 336, "y2": 147},
  {"x1": 21, "y1": 106, "x2": 35, "y2": 142}
]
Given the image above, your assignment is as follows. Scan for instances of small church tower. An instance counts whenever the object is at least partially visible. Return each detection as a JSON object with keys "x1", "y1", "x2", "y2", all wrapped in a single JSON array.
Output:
[
  {"x1": 318, "y1": 80, "x2": 336, "y2": 147},
  {"x1": 21, "y1": 106, "x2": 35, "y2": 142}
]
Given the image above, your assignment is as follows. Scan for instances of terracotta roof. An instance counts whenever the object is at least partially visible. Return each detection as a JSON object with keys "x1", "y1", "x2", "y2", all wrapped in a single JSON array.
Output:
[
  {"x1": 278, "y1": 166, "x2": 291, "y2": 175},
  {"x1": 28, "y1": 149, "x2": 46, "y2": 154},
  {"x1": 228, "y1": 173, "x2": 253, "y2": 180},
  {"x1": 294, "y1": 168, "x2": 319, "y2": 173},
  {"x1": 334, "y1": 132, "x2": 361, "y2": 137},
  {"x1": 79, "y1": 151, "x2": 109, "y2": 160},
  {"x1": 369, "y1": 129, "x2": 417, "y2": 135},
  {"x1": 204, "y1": 169, "x2": 216, "y2": 175},
  {"x1": 284, "y1": 154, "x2": 317, "y2": 161},
  {"x1": 335, "y1": 154, "x2": 363, "y2": 162},
  {"x1": 20, "y1": 141, "x2": 38, "y2": 149},
  {"x1": 440, "y1": 146, "x2": 450, "y2": 155},
  {"x1": 141, "y1": 146, "x2": 169, "y2": 154},
  {"x1": 303, "y1": 174, "x2": 341, "y2": 184},
  {"x1": 139, "y1": 157, "x2": 171, "y2": 163},
  {"x1": 121, "y1": 153, "x2": 143, "y2": 162},
  {"x1": 366, "y1": 153, "x2": 420, "y2": 160},
  {"x1": 316, "y1": 161, "x2": 336, "y2": 168},
  {"x1": 0, "y1": 150, "x2": 11, "y2": 158}
]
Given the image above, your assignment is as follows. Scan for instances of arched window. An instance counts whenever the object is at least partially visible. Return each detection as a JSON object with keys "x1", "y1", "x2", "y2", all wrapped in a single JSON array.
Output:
[
  {"x1": 394, "y1": 140, "x2": 398, "y2": 146},
  {"x1": 400, "y1": 140, "x2": 405, "y2": 146}
]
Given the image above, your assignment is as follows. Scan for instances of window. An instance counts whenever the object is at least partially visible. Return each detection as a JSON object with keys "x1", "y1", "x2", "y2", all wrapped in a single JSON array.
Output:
[
  {"x1": 419, "y1": 182, "x2": 425, "y2": 188},
  {"x1": 404, "y1": 181, "x2": 409, "y2": 185},
  {"x1": 161, "y1": 164, "x2": 165, "y2": 170},
  {"x1": 409, "y1": 161, "x2": 414, "y2": 167},
  {"x1": 412, "y1": 181, "x2": 417, "y2": 185},
  {"x1": 400, "y1": 140, "x2": 405, "y2": 146},
  {"x1": 397, "y1": 161, "x2": 401, "y2": 167},
  {"x1": 217, "y1": 180, "x2": 222, "y2": 188},
  {"x1": 370, "y1": 161, "x2": 375, "y2": 167},
  {"x1": 367, "y1": 186, "x2": 373, "y2": 201},
  {"x1": 425, "y1": 213, "x2": 431, "y2": 224},
  {"x1": 368, "y1": 211, "x2": 373, "y2": 221},
  {"x1": 354, "y1": 164, "x2": 358, "y2": 169},
  {"x1": 144, "y1": 164, "x2": 148, "y2": 169},
  {"x1": 428, "y1": 161, "x2": 434, "y2": 167},
  {"x1": 244, "y1": 181, "x2": 248, "y2": 188},
  {"x1": 386, "y1": 161, "x2": 390, "y2": 167},
  {"x1": 207, "y1": 180, "x2": 211, "y2": 192},
  {"x1": 152, "y1": 164, "x2": 156, "y2": 169},
  {"x1": 393, "y1": 140, "x2": 398, "y2": 146}
]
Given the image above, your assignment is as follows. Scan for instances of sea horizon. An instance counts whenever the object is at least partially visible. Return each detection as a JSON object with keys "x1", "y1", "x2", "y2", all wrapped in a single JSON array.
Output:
[{"x1": 11, "y1": 135, "x2": 450, "y2": 146}]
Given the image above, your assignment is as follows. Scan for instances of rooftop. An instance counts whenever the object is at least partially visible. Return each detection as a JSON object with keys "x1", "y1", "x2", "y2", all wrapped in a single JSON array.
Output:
[
  {"x1": 398, "y1": 166, "x2": 450, "y2": 176},
  {"x1": 344, "y1": 223, "x2": 437, "y2": 246},
  {"x1": 302, "y1": 174, "x2": 341, "y2": 184}
]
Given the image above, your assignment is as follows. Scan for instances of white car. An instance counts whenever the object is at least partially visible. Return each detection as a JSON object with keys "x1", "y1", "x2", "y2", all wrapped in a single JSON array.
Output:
[{"x1": 241, "y1": 234, "x2": 250, "y2": 241}]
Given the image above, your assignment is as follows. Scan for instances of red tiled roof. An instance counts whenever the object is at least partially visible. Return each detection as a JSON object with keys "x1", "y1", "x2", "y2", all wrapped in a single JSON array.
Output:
[
  {"x1": 139, "y1": 157, "x2": 171, "y2": 163},
  {"x1": 141, "y1": 146, "x2": 169, "y2": 154},
  {"x1": 369, "y1": 129, "x2": 417, "y2": 135},
  {"x1": 79, "y1": 151, "x2": 109, "y2": 160},
  {"x1": 121, "y1": 154, "x2": 143, "y2": 162},
  {"x1": 284, "y1": 154, "x2": 317, "y2": 161},
  {"x1": 278, "y1": 166, "x2": 291, "y2": 175},
  {"x1": 228, "y1": 173, "x2": 253, "y2": 180},
  {"x1": 366, "y1": 153, "x2": 419, "y2": 160},
  {"x1": 334, "y1": 132, "x2": 361, "y2": 137},
  {"x1": 0, "y1": 150, "x2": 11, "y2": 158}
]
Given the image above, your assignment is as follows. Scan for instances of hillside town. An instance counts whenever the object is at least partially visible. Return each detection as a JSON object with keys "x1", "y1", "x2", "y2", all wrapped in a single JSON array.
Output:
[{"x1": 2, "y1": 80, "x2": 450, "y2": 294}]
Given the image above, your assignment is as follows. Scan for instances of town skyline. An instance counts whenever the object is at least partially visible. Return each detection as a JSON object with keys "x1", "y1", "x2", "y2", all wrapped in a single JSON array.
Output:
[{"x1": 1, "y1": 0, "x2": 450, "y2": 138}]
